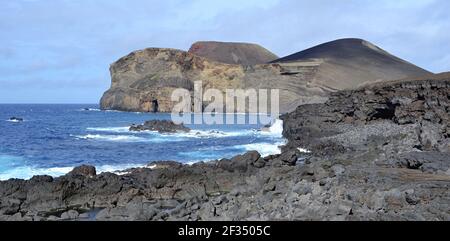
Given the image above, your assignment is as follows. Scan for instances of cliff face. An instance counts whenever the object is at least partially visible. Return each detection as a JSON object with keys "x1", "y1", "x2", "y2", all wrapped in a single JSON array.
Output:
[
  {"x1": 100, "y1": 47, "x2": 328, "y2": 113},
  {"x1": 100, "y1": 39, "x2": 431, "y2": 113}
]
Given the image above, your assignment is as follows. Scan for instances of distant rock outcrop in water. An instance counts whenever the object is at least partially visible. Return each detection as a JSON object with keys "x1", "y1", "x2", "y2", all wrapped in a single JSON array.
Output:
[
  {"x1": 129, "y1": 120, "x2": 190, "y2": 133},
  {"x1": 100, "y1": 38, "x2": 431, "y2": 113},
  {"x1": 8, "y1": 117, "x2": 23, "y2": 122},
  {"x1": 2, "y1": 75, "x2": 449, "y2": 221}
]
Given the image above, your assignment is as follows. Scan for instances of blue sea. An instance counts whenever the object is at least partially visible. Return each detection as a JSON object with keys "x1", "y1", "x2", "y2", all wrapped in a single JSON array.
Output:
[{"x1": 0, "y1": 104, "x2": 285, "y2": 180}]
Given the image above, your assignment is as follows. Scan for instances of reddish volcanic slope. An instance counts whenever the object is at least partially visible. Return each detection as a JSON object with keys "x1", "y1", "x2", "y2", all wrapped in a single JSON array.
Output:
[{"x1": 188, "y1": 41, "x2": 279, "y2": 65}]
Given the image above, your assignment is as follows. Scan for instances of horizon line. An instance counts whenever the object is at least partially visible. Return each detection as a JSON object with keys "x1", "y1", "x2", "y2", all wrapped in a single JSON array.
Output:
[{"x1": 0, "y1": 103, "x2": 98, "y2": 105}]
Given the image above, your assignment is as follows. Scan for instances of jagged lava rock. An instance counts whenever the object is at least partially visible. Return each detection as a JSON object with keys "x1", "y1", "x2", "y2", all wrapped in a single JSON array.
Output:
[{"x1": 129, "y1": 120, "x2": 190, "y2": 133}]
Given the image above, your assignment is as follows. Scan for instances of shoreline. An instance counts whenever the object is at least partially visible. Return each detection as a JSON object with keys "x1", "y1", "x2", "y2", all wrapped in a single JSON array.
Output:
[{"x1": 0, "y1": 77, "x2": 449, "y2": 221}]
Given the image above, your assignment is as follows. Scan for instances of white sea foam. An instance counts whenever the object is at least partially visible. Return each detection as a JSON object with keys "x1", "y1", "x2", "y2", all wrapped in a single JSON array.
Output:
[
  {"x1": 89, "y1": 126, "x2": 159, "y2": 134},
  {"x1": 0, "y1": 163, "x2": 148, "y2": 181},
  {"x1": 239, "y1": 140, "x2": 286, "y2": 157},
  {"x1": 79, "y1": 108, "x2": 101, "y2": 112},
  {"x1": 72, "y1": 133, "x2": 184, "y2": 143},
  {"x1": 259, "y1": 119, "x2": 283, "y2": 137},
  {"x1": 268, "y1": 119, "x2": 283, "y2": 136},
  {"x1": 92, "y1": 126, "x2": 258, "y2": 138},
  {"x1": 0, "y1": 166, "x2": 74, "y2": 180},
  {"x1": 170, "y1": 129, "x2": 256, "y2": 139},
  {"x1": 86, "y1": 127, "x2": 131, "y2": 133},
  {"x1": 73, "y1": 134, "x2": 146, "y2": 142},
  {"x1": 96, "y1": 163, "x2": 146, "y2": 173},
  {"x1": 297, "y1": 147, "x2": 312, "y2": 153},
  {"x1": 6, "y1": 119, "x2": 23, "y2": 123},
  {"x1": 184, "y1": 160, "x2": 213, "y2": 165},
  {"x1": 85, "y1": 121, "x2": 281, "y2": 139}
]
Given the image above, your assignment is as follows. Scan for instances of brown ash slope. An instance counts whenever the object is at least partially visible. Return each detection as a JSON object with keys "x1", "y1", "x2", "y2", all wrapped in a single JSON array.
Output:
[
  {"x1": 188, "y1": 41, "x2": 279, "y2": 65},
  {"x1": 272, "y1": 38, "x2": 431, "y2": 90}
]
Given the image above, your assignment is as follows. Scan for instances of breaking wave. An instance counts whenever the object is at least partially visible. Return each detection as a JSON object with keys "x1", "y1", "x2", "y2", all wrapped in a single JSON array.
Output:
[
  {"x1": 79, "y1": 108, "x2": 101, "y2": 112},
  {"x1": 0, "y1": 163, "x2": 146, "y2": 181},
  {"x1": 86, "y1": 119, "x2": 283, "y2": 139},
  {"x1": 86, "y1": 127, "x2": 130, "y2": 133},
  {"x1": 73, "y1": 134, "x2": 146, "y2": 142},
  {"x1": 238, "y1": 140, "x2": 286, "y2": 157}
]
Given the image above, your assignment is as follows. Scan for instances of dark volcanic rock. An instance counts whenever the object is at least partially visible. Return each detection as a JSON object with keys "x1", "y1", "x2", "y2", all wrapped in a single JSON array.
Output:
[
  {"x1": 9, "y1": 117, "x2": 23, "y2": 122},
  {"x1": 129, "y1": 120, "x2": 190, "y2": 133},
  {"x1": 1, "y1": 76, "x2": 449, "y2": 221},
  {"x1": 282, "y1": 77, "x2": 450, "y2": 153},
  {"x1": 68, "y1": 165, "x2": 97, "y2": 177}
]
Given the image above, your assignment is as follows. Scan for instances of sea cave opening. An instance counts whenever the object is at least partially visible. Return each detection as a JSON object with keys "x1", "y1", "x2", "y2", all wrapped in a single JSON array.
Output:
[{"x1": 152, "y1": 100, "x2": 159, "y2": 113}]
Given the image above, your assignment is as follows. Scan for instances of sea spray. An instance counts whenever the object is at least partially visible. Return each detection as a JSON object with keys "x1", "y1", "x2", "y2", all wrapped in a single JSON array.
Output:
[{"x1": 268, "y1": 119, "x2": 283, "y2": 136}]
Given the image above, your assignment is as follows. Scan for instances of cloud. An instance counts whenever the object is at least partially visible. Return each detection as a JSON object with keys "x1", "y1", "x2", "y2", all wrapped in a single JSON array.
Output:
[{"x1": 0, "y1": 0, "x2": 449, "y2": 103}]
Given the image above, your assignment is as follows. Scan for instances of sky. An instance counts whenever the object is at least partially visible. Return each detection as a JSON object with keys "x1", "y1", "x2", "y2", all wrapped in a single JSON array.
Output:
[{"x1": 0, "y1": 0, "x2": 449, "y2": 103}]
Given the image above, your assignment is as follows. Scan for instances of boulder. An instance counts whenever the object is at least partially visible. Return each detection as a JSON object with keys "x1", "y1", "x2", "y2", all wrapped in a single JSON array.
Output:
[{"x1": 68, "y1": 165, "x2": 97, "y2": 177}]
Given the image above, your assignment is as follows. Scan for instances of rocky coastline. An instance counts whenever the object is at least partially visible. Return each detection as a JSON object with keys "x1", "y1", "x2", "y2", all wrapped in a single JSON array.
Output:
[{"x1": 0, "y1": 76, "x2": 449, "y2": 221}]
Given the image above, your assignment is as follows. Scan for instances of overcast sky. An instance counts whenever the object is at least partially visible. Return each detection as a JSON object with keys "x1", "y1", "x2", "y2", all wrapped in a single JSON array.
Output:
[{"x1": 1, "y1": 0, "x2": 449, "y2": 103}]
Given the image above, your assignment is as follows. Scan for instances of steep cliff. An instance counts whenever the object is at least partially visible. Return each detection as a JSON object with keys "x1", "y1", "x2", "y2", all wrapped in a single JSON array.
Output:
[
  {"x1": 100, "y1": 39, "x2": 431, "y2": 113},
  {"x1": 100, "y1": 47, "x2": 328, "y2": 113}
]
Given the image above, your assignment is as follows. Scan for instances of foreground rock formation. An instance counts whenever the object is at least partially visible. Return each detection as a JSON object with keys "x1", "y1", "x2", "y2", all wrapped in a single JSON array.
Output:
[
  {"x1": 100, "y1": 39, "x2": 430, "y2": 113},
  {"x1": 1, "y1": 75, "x2": 448, "y2": 221}
]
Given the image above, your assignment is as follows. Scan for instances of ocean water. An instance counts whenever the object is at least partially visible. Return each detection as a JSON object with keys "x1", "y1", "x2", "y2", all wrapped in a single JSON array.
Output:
[{"x1": 0, "y1": 104, "x2": 285, "y2": 180}]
